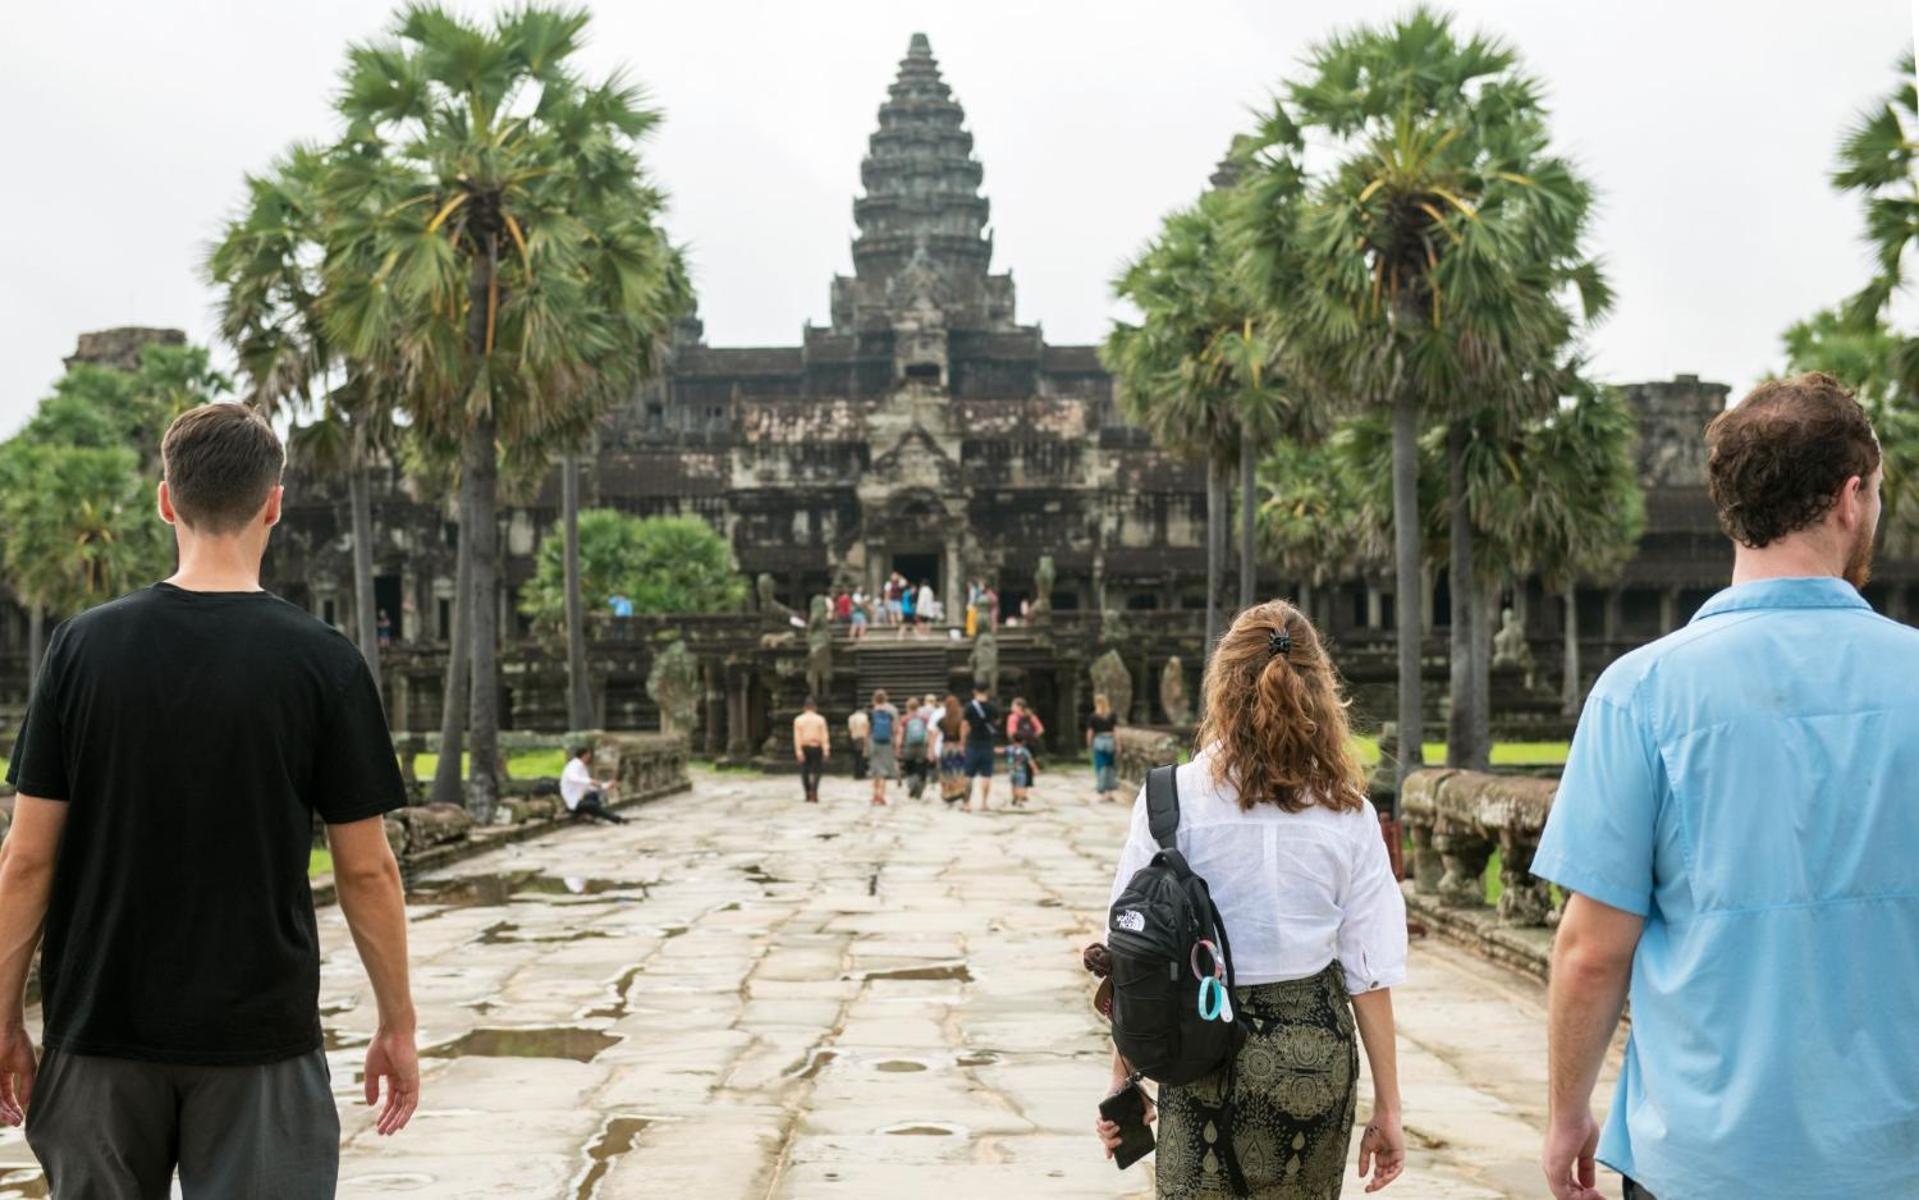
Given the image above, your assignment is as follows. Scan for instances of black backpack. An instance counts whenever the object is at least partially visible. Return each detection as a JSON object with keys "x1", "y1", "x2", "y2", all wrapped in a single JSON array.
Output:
[
  {"x1": 1106, "y1": 765, "x2": 1247, "y2": 1085},
  {"x1": 1106, "y1": 765, "x2": 1253, "y2": 1192}
]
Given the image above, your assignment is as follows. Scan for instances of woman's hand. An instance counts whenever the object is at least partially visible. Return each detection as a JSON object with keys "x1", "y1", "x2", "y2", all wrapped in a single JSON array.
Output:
[
  {"x1": 1356, "y1": 1108, "x2": 1405, "y2": 1192},
  {"x1": 1094, "y1": 1084, "x2": 1155, "y2": 1158}
]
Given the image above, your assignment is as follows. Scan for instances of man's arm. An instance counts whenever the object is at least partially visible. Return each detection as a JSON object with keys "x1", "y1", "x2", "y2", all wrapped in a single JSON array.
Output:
[
  {"x1": 327, "y1": 816, "x2": 419, "y2": 1136},
  {"x1": 1543, "y1": 892, "x2": 1642, "y2": 1200},
  {"x1": 0, "y1": 796, "x2": 66, "y2": 1126}
]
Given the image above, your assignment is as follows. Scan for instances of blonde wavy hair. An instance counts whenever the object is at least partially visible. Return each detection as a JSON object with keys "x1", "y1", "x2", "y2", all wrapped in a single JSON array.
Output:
[{"x1": 1193, "y1": 599, "x2": 1365, "y2": 813}]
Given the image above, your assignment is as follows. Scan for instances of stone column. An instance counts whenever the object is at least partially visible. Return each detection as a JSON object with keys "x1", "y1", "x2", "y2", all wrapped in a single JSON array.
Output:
[
  {"x1": 1603, "y1": 588, "x2": 1623, "y2": 642},
  {"x1": 944, "y1": 540, "x2": 963, "y2": 626},
  {"x1": 1056, "y1": 664, "x2": 1081, "y2": 755},
  {"x1": 1366, "y1": 584, "x2": 1384, "y2": 631},
  {"x1": 1658, "y1": 587, "x2": 1679, "y2": 634},
  {"x1": 702, "y1": 661, "x2": 725, "y2": 757},
  {"x1": 725, "y1": 667, "x2": 753, "y2": 760}
]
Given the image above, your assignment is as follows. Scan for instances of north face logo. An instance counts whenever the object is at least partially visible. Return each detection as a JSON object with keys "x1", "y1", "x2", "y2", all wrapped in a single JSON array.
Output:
[{"x1": 1113, "y1": 910, "x2": 1146, "y2": 933}]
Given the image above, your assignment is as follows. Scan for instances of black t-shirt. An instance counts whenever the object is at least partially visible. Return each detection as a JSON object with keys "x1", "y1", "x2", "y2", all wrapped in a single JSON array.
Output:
[
  {"x1": 1086, "y1": 713, "x2": 1118, "y2": 735},
  {"x1": 962, "y1": 698, "x2": 999, "y2": 746},
  {"x1": 6, "y1": 583, "x2": 406, "y2": 1064}
]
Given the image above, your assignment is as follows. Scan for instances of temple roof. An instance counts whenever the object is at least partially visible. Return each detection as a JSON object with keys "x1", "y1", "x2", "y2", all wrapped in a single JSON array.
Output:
[{"x1": 832, "y1": 34, "x2": 1017, "y2": 333}]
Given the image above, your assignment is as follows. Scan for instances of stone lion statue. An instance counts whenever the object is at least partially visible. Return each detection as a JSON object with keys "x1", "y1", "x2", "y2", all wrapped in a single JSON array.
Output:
[
  {"x1": 1492, "y1": 606, "x2": 1533, "y2": 671},
  {"x1": 1028, "y1": 555, "x2": 1056, "y2": 624},
  {"x1": 969, "y1": 629, "x2": 1000, "y2": 698},
  {"x1": 646, "y1": 640, "x2": 700, "y2": 736},
  {"x1": 1159, "y1": 656, "x2": 1192, "y2": 726},
  {"x1": 1090, "y1": 649, "x2": 1132, "y2": 725},
  {"x1": 805, "y1": 594, "x2": 834, "y2": 701}
]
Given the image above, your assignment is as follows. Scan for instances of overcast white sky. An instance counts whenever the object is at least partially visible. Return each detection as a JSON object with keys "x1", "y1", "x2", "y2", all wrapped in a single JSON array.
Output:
[{"x1": 1, "y1": 0, "x2": 1911, "y2": 438}]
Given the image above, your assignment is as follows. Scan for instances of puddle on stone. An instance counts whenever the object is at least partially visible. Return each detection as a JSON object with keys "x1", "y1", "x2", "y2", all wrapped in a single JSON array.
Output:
[
  {"x1": 476, "y1": 920, "x2": 610, "y2": 946},
  {"x1": 784, "y1": 1048, "x2": 837, "y2": 1081},
  {"x1": 882, "y1": 1122, "x2": 960, "y2": 1136},
  {"x1": 585, "y1": 965, "x2": 645, "y2": 1021},
  {"x1": 464, "y1": 998, "x2": 499, "y2": 1015},
  {"x1": 340, "y1": 1172, "x2": 436, "y2": 1192},
  {"x1": 318, "y1": 1001, "x2": 357, "y2": 1018},
  {"x1": 1037, "y1": 898, "x2": 1063, "y2": 908},
  {"x1": 718, "y1": 902, "x2": 741, "y2": 913},
  {"x1": 408, "y1": 872, "x2": 647, "y2": 911},
  {"x1": 859, "y1": 963, "x2": 974, "y2": 983},
  {"x1": 660, "y1": 925, "x2": 689, "y2": 940},
  {"x1": 424, "y1": 1026, "x2": 621, "y2": 1063},
  {"x1": 740, "y1": 864, "x2": 785, "y2": 885},
  {"x1": 815, "y1": 832, "x2": 839, "y2": 841},
  {"x1": 0, "y1": 1169, "x2": 48, "y2": 1199},
  {"x1": 574, "y1": 1116, "x2": 651, "y2": 1200},
  {"x1": 874, "y1": 1059, "x2": 927, "y2": 1073},
  {"x1": 955, "y1": 1050, "x2": 1000, "y2": 1067},
  {"x1": 323, "y1": 1027, "x2": 371, "y2": 1051}
]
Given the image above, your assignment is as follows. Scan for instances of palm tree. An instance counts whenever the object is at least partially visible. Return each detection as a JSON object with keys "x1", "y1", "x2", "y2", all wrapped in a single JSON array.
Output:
[
  {"x1": 1106, "y1": 189, "x2": 1311, "y2": 661},
  {"x1": 208, "y1": 144, "x2": 399, "y2": 695},
  {"x1": 1836, "y1": 50, "x2": 1916, "y2": 364},
  {"x1": 321, "y1": 5, "x2": 689, "y2": 819},
  {"x1": 1258, "y1": 431, "x2": 1387, "y2": 627},
  {"x1": 1232, "y1": 6, "x2": 1609, "y2": 789},
  {"x1": 1476, "y1": 383, "x2": 1643, "y2": 718}
]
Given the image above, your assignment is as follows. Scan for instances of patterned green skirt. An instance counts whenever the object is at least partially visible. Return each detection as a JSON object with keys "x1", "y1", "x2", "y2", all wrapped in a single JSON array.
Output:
[{"x1": 1154, "y1": 963, "x2": 1358, "y2": 1199}]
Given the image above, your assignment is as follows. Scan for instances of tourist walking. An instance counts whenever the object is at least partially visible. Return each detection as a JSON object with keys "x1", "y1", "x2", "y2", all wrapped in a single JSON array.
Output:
[
  {"x1": 1535, "y1": 374, "x2": 1919, "y2": 1200},
  {"x1": 792, "y1": 696, "x2": 830, "y2": 803},
  {"x1": 562, "y1": 744, "x2": 629, "y2": 824},
  {"x1": 1086, "y1": 693, "x2": 1121, "y2": 803},
  {"x1": 901, "y1": 697, "x2": 934, "y2": 799},
  {"x1": 866, "y1": 689, "x2": 901, "y2": 806},
  {"x1": 1004, "y1": 697, "x2": 1045, "y2": 748},
  {"x1": 898, "y1": 577, "x2": 917, "y2": 640},
  {"x1": 936, "y1": 695, "x2": 969, "y2": 805},
  {"x1": 849, "y1": 589, "x2": 870, "y2": 641},
  {"x1": 917, "y1": 579, "x2": 938, "y2": 633},
  {"x1": 1007, "y1": 733, "x2": 1038, "y2": 806},
  {"x1": 0, "y1": 404, "x2": 418, "y2": 1197},
  {"x1": 846, "y1": 706, "x2": 870, "y2": 780},
  {"x1": 832, "y1": 588, "x2": 852, "y2": 625},
  {"x1": 961, "y1": 682, "x2": 1000, "y2": 811},
  {"x1": 1096, "y1": 600, "x2": 1406, "y2": 1196},
  {"x1": 965, "y1": 578, "x2": 981, "y2": 638}
]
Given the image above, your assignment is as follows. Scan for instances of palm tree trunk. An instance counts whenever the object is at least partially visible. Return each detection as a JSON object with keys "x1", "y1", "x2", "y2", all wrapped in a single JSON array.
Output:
[
  {"x1": 26, "y1": 602, "x2": 45, "y2": 695},
  {"x1": 432, "y1": 475, "x2": 474, "y2": 808},
  {"x1": 1471, "y1": 576, "x2": 1494, "y2": 770},
  {"x1": 462, "y1": 235, "x2": 502, "y2": 823},
  {"x1": 464, "y1": 414, "x2": 501, "y2": 822},
  {"x1": 1205, "y1": 455, "x2": 1227, "y2": 666},
  {"x1": 1561, "y1": 579, "x2": 1581, "y2": 718},
  {"x1": 1445, "y1": 424, "x2": 1473, "y2": 768},
  {"x1": 1390, "y1": 385, "x2": 1424, "y2": 799},
  {"x1": 1299, "y1": 578, "x2": 1315, "y2": 628},
  {"x1": 1239, "y1": 436, "x2": 1257, "y2": 611},
  {"x1": 562, "y1": 451, "x2": 592, "y2": 731},
  {"x1": 348, "y1": 452, "x2": 382, "y2": 702}
]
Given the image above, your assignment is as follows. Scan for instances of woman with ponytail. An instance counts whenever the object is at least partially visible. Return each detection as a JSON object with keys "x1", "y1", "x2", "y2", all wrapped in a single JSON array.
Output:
[{"x1": 1097, "y1": 600, "x2": 1407, "y2": 1196}]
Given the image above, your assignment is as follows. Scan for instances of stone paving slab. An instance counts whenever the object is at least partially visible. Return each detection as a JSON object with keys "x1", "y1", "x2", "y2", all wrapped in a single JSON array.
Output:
[{"x1": 0, "y1": 764, "x2": 1623, "y2": 1199}]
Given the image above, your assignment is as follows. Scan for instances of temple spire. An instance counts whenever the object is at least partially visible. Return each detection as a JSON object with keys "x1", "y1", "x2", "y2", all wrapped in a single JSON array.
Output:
[{"x1": 831, "y1": 33, "x2": 1016, "y2": 333}]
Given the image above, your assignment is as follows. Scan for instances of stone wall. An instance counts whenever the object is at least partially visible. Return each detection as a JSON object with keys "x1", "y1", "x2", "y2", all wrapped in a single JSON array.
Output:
[
  {"x1": 1112, "y1": 726, "x2": 1185, "y2": 797},
  {"x1": 1399, "y1": 768, "x2": 1559, "y2": 982}
]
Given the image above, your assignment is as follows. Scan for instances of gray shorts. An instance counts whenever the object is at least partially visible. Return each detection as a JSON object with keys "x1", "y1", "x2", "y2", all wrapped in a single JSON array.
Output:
[
  {"x1": 868, "y1": 742, "x2": 898, "y2": 779},
  {"x1": 25, "y1": 1046, "x2": 338, "y2": 1198}
]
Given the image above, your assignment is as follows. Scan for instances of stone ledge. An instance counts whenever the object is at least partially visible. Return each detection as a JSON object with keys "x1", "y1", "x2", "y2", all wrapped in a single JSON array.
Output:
[{"x1": 1404, "y1": 885, "x2": 1555, "y2": 984}]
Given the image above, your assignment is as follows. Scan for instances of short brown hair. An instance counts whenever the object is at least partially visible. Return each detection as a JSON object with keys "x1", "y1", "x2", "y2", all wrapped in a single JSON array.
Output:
[
  {"x1": 1194, "y1": 600, "x2": 1365, "y2": 814},
  {"x1": 1705, "y1": 373, "x2": 1879, "y2": 548},
  {"x1": 161, "y1": 403, "x2": 284, "y2": 533}
]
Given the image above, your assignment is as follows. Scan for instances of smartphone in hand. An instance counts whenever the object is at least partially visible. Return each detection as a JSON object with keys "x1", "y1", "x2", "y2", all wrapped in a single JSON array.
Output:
[{"x1": 1099, "y1": 1081, "x2": 1156, "y2": 1170}]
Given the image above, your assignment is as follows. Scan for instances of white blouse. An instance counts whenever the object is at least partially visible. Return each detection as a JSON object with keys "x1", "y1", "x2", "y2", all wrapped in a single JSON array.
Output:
[{"x1": 1106, "y1": 749, "x2": 1408, "y2": 995}]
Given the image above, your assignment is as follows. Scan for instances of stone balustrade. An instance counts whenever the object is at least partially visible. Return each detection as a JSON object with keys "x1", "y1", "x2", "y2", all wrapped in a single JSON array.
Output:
[
  {"x1": 1399, "y1": 767, "x2": 1561, "y2": 981},
  {"x1": 1112, "y1": 726, "x2": 1187, "y2": 797}
]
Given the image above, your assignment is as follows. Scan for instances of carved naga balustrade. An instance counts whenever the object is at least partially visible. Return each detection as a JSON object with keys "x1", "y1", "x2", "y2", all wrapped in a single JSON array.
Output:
[{"x1": 1399, "y1": 768, "x2": 1559, "y2": 929}]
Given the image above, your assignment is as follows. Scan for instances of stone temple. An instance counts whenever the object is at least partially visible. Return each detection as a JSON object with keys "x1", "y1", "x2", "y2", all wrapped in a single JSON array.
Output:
[{"x1": 4, "y1": 34, "x2": 1917, "y2": 755}]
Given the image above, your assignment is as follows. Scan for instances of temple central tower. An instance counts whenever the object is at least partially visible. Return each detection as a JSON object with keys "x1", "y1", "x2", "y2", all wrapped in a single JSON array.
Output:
[{"x1": 829, "y1": 32, "x2": 1018, "y2": 349}]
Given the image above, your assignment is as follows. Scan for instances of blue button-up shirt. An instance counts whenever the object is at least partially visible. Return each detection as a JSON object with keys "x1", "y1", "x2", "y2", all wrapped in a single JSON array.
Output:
[{"x1": 1534, "y1": 576, "x2": 1919, "y2": 1197}]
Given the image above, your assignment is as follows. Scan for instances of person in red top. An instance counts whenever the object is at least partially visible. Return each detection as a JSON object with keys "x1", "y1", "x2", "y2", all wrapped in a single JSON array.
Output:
[
  {"x1": 833, "y1": 589, "x2": 852, "y2": 623},
  {"x1": 1004, "y1": 697, "x2": 1045, "y2": 744}
]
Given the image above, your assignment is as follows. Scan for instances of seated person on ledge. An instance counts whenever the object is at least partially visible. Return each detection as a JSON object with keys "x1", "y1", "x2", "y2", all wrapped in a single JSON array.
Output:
[{"x1": 561, "y1": 746, "x2": 627, "y2": 824}]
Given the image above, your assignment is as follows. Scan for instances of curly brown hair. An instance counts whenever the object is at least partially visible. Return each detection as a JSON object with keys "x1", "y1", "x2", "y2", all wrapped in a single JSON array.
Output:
[
  {"x1": 1193, "y1": 600, "x2": 1365, "y2": 814},
  {"x1": 1705, "y1": 373, "x2": 1881, "y2": 548}
]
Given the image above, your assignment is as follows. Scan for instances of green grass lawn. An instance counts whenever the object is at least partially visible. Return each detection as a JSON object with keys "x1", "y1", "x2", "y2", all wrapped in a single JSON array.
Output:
[
  {"x1": 408, "y1": 748, "x2": 570, "y2": 779},
  {"x1": 1352, "y1": 736, "x2": 1568, "y2": 767},
  {"x1": 309, "y1": 847, "x2": 333, "y2": 879}
]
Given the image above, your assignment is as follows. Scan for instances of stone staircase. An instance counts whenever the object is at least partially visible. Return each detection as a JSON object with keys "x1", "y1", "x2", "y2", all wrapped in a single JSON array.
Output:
[{"x1": 851, "y1": 640, "x2": 955, "y2": 703}]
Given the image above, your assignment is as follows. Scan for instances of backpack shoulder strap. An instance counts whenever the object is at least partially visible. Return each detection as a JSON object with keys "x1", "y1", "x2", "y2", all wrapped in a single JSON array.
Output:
[{"x1": 1145, "y1": 765, "x2": 1180, "y2": 852}]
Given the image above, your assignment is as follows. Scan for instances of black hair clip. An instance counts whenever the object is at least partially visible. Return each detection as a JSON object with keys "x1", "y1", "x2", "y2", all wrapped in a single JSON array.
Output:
[{"x1": 1268, "y1": 629, "x2": 1292, "y2": 657}]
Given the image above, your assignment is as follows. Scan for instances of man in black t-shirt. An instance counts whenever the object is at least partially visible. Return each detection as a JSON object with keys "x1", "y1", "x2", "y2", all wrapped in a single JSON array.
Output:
[
  {"x1": 0, "y1": 403, "x2": 417, "y2": 1198},
  {"x1": 961, "y1": 681, "x2": 1001, "y2": 812}
]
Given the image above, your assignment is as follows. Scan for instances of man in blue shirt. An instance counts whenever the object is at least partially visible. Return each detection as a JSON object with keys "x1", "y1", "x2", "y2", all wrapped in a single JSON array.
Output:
[{"x1": 1535, "y1": 373, "x2": 1919, "y2": 1199}]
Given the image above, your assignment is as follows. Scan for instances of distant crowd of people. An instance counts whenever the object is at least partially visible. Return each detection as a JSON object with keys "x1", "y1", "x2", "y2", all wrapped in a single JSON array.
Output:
[
  {"x1": 835, "y1": 576, "x2": 1016, "y2": 641},
  {"x1": 791, "y1": 684, "x2": 1126, "y2": 810}
]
